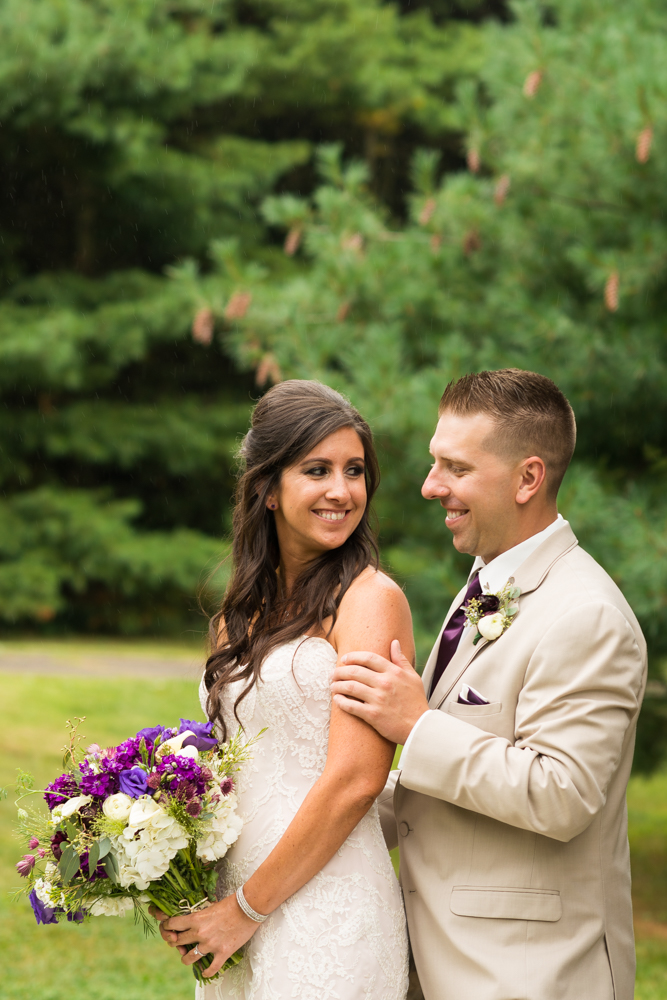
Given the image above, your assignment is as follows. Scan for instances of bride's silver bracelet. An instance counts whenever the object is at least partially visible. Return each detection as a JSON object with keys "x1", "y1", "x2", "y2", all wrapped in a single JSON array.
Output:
[{"x1": 236, "y1": 884, "x2": 268, "y2": 923}]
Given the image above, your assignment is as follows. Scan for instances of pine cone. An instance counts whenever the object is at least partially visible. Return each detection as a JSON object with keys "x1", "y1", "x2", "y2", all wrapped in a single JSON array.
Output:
[
  {"x1": 604, "y1": 271, "x2": 619, "y2": 312},
  {"x1": 463, "y1": 230, "x2": 482, "y2": 255},
  {"x1": 341, "y1": 232, "x2": 364, "y2": 253},
  {"x1": 224, "y1": 291, "x2": 252, "y2": 321},
  {"x1": 494, "y1": 174, "x2": 511, "y2": 206},
  {"x1": 419, "y1": 198, "x2": 436, "y2": 225},
  {"x1": 192, "y1": 307, "x2": 214, "y2": 345},
  {"x1": 336, "y1": 300, "x2": 351, "y2": 322},
  {"x1": 523, "y1": 71, "x2": 542, "y2": 98},
  {"x1": 467, "y1": 148, "x2": 480, "y2": 173},
  {"x1": 256, "y1": 353, "x2": 282, "y2": 386},
  {"x1": 636, "y1": 127, "x2": 653, "y2": 164},
  {"x1": 284, "y1": 227, "x2": 302, "y2": 256}
]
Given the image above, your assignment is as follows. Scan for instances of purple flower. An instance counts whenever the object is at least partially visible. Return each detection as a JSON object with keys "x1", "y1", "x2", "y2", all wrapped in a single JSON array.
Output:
[
  {"x1": 178, "y1": 719, "x2": 218, "y2": 752},
  {"x1": 220, "y1": 778, "x2": 234, "y2": 797},
  {"x1": 118, "y1": 767, "x2": 148, "y2": 798},
  {"x1": 156, "y1": 754, "x2": 207, "y2": 797},
  {"x1": 28, "y1": 837, "x2": 40, "y2": 850},
  {"x1": 79, "y1": 768, "x2": 118, "y2": 799},
  {"x1": 79, "y1": 851, "x2": 109, "y2": 882},
  {"x1": 44, "y1": 773, "x2": 79, "y2": 811},
  {"x1": 186, "y1": 799, "x2": 202, "y2": 818},
  {"x1": 136, "y1": 725, "x2": 174, "y2": 746},
  {"x1": 50, "y1": 831, "x2": 68, "y2": 861},
  {"x1": 67, "y1": 909, "x2": 85, "y2": 923},
  {"x1": 29, "y1": 890, "x2": 58, "y2": 925},
  {"x1": 16, "y1": 854, "x2": 36, "y2": 877},
  {"x1": 476, "y1": 594, "x2": 501, "y2": 615}
]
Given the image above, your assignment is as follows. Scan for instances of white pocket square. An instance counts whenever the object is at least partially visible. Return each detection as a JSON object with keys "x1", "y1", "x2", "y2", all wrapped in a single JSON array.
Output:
[{"x1": 457, "y1": 684, "x2": 490, "y2": 706}]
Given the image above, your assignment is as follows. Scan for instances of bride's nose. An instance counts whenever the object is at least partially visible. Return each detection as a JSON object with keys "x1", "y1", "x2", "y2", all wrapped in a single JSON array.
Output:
[{"x1": 324, "y1": 472, "x2": 352, "y2": 503}]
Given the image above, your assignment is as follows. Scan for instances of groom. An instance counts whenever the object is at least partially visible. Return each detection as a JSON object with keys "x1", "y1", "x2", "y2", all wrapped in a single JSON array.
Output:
[{"x1": 332, "y1": 369, "x2": 646, "y2": 1000}]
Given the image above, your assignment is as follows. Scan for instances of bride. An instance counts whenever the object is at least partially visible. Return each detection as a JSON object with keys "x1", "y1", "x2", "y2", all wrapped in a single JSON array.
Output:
[{"x1": 156, "y1": 379, "x2": 412, "y2": 999}]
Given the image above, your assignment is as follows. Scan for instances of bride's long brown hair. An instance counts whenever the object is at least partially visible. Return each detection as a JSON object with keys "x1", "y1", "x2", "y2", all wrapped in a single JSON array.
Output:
[{"x1": 204, "y1": 380, "x2": 380, "y2": 737}]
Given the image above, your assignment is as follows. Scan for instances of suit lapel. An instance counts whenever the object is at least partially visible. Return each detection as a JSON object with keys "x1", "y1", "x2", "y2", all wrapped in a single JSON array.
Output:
[{"x1": 425, "y1": 524, "x2": 580, "y2": 708}]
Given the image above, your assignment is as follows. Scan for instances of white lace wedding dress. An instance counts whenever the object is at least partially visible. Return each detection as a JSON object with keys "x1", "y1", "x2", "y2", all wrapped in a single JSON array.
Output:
[{"x1": 196, "y1": 635, "x2": 409, "y2": 1000}]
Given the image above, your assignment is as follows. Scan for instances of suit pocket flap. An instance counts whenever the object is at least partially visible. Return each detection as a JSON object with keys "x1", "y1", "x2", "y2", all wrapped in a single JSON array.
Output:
[
  {"x1": 450, "y1": 886, "x2": 562, "y2": 922},
  {"x1": 446, "y1": 701, "x2": 502, "y2": 717}
]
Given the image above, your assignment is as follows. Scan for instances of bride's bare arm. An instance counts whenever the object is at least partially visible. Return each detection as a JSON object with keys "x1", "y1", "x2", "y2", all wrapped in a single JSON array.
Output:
[{"x1": 157, "y1": 571, "x2": 414, "y2": 976}]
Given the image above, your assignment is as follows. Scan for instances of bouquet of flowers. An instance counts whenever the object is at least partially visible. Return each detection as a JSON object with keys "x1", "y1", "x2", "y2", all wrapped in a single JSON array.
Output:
[{"x1": 13, "y1": 717, "x2": 257, "y2": 983}]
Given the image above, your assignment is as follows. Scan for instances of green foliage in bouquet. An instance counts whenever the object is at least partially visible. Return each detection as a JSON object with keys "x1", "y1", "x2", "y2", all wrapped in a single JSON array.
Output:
[{"x1": 188, "y1": 0, "x2": 667, "y2": 768}]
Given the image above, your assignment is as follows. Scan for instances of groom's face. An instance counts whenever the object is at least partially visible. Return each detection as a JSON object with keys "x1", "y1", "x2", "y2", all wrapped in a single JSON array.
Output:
[{"x1": 422, "y1": 410, "x2": 522, "y2": 563}]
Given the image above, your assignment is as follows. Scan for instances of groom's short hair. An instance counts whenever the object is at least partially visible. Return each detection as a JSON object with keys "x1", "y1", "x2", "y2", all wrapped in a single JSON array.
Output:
[{"x1": 439, "y1": 368, "x2": 576, "y2": 499}]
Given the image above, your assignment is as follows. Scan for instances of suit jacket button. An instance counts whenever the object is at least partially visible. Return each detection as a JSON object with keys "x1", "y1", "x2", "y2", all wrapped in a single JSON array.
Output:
[{"x1": 399, "y1": 821, "x2": 410, "y2": 838}]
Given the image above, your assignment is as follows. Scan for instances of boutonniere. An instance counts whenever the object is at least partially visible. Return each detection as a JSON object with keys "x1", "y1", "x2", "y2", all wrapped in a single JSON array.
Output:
[{"x1": 463, "y1": 577, "x2": 521, "y2": 645}]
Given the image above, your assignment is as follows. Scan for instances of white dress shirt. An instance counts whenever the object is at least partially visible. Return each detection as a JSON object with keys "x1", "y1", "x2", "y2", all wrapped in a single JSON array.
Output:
[{"x1": 401, "y1": 514, "x2": 568, "y2": 760}]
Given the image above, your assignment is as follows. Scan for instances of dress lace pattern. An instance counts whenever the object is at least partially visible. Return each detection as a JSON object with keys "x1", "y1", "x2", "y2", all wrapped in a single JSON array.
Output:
[{"x1": 196, "y1": 636, "x2": 408, "y2": 1000}]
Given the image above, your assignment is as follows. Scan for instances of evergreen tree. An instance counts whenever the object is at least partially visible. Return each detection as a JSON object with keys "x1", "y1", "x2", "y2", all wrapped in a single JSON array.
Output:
[
  {"x1": 0, "y1": 0, "x2": 474, "y2": 630},
  {"x1": 195, "y1": 0, "x2": 667, "y2": 766}
]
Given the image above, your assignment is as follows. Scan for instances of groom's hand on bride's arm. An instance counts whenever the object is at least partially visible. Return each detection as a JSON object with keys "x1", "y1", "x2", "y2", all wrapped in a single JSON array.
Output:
[{"x1": 331, "y1": 640, "x2": 429, "y2": 745}]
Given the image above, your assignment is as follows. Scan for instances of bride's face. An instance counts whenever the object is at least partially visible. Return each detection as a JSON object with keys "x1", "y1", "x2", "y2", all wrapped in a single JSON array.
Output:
[{"x1": 269, "y1": 427, "x2": 367, "y2": 563}]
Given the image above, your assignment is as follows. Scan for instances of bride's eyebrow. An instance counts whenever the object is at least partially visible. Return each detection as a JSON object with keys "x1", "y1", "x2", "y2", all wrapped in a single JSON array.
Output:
[{"x1": 299, "y1": 456, "x2": 365, "y2": 466}]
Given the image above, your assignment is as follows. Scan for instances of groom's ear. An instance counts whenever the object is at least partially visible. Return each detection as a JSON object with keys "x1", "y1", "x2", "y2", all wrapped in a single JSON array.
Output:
[{"x1": 515, "y1": 456, "x2": 547, "y2": 504}]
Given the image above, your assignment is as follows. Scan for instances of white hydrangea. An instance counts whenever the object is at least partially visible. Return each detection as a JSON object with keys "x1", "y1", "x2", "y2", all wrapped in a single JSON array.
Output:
[
  {"x1": 89, "y1": 895, "x2": 135, "y2": 917},
  {"x1": 108, "y1": 795, "x2": 188, "y2": 889},
  {"x1": 196, "y1": 794, "x2": 243, "y2": 863}
]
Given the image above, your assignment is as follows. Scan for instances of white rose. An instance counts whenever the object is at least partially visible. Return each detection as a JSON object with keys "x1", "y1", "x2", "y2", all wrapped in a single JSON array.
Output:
[
  {"x1": 60, "y1": 794, "x2": 93, "y2": 818},
  {"x1": 127, "y1": 795, "x2": 165, "y2": 829},
  {"x1": 89, "y1": 895, "x2": 135, "y2": 917},
  {"x1": 478, "y1": 613, "x2": 505, "y2": 641},
  {"x1": 102, "y1": 793, "x2": 133, "y2": 822},
  {"x1": 157, "y1": 731, "x2": 194, "y2": 756}
]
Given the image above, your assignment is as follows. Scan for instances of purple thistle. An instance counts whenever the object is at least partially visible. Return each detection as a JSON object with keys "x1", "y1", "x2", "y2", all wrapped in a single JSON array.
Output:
[
  {"x1": 28, "y1": 837, "x2": 40, "y2": 849},
  {"x1": 186, "y1": 799, "x2": 203, "y2": 818},
  {"x1": 16, "y1": 854, "x2": 36, "y2": 877},
  {"x1": 220, "y1": 778, "x2": 234, "y2": 797}
]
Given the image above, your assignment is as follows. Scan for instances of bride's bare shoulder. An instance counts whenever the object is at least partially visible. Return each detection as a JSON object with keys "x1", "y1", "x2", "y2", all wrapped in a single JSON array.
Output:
[
  {"x1": 334, "y1": 567, "x2": 414, "y2": 659},
  {"x1": 345, "y1": 566, "x2": 407, "y2": 604}
]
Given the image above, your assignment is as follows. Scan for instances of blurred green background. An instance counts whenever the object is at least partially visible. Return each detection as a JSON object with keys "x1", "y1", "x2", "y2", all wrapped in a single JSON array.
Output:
[{"x1": 2, "y1": 0, "x2": 667, "y2": 994}]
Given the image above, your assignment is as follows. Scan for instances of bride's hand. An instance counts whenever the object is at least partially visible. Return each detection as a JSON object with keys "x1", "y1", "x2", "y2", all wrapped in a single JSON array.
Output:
[{"x1": 154, "y1": 895, "x2": 260, "y2": 976}]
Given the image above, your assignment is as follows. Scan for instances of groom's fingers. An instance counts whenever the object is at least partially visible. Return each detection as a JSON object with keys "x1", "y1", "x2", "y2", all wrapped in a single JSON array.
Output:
[
  {"x1": 332, "y1": 661, "x2": 387, "y2": 689},
  {"x1": 331, "y1": 678, "x2": 376, "y2": 703},
  {"x1": 340, "y1": 650, "x2": 393, "y2": 673},
  {"x1": 333, "y1": 692, "x2": 375, "y2": 723}
]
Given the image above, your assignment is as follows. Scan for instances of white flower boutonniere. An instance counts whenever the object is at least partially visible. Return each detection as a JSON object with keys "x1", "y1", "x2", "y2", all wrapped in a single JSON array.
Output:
[{"x1": 463, "y1": 577, "x2": 521, "y2": 646}]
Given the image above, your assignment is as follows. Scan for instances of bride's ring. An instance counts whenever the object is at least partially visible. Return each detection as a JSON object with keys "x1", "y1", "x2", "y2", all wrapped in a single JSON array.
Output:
[{"x1": 193, "y1": 944, "x2": 202, "y2": 957}]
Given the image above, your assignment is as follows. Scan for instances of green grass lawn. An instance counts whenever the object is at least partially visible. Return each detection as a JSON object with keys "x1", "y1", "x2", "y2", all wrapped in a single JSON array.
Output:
[{"x1": 1, "y1": 660, "x2": 666, "y2": 998}]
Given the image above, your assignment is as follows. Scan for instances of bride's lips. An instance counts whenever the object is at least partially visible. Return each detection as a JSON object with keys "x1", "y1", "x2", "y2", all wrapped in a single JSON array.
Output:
[{"x1": 312, "y1": 509, "x2": 351, "y2": 522}]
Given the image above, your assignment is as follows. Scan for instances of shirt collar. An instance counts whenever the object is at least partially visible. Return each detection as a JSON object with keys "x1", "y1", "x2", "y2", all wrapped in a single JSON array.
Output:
[{"x1": 470, "y1": 514, "x2": 568, "y2": 594}]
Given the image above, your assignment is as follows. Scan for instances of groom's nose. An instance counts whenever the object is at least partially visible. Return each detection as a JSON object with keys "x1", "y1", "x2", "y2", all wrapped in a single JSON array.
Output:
[{"x1": 422, "y1": 468, "x2": 449, "y2": 500}]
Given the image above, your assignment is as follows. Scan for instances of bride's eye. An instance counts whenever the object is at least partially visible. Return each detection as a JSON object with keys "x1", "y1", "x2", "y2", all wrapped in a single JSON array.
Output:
[
  {"x1": 346, "y1": 464, "x2": 365, "y2": 477},
  {"x1": 304, "y1": 466, "x2": 327, "y2": 477}
]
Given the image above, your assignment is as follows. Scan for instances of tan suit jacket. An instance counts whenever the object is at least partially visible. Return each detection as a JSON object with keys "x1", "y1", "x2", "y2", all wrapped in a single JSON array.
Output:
[{"x1": 380, "y1": 524, "x2": 646, "y2": 1000}]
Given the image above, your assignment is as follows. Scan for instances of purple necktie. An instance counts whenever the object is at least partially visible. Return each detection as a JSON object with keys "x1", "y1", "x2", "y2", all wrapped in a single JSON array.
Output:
[{"x1": 429, "y1": 573, "x2": 482, "y2": 697}]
